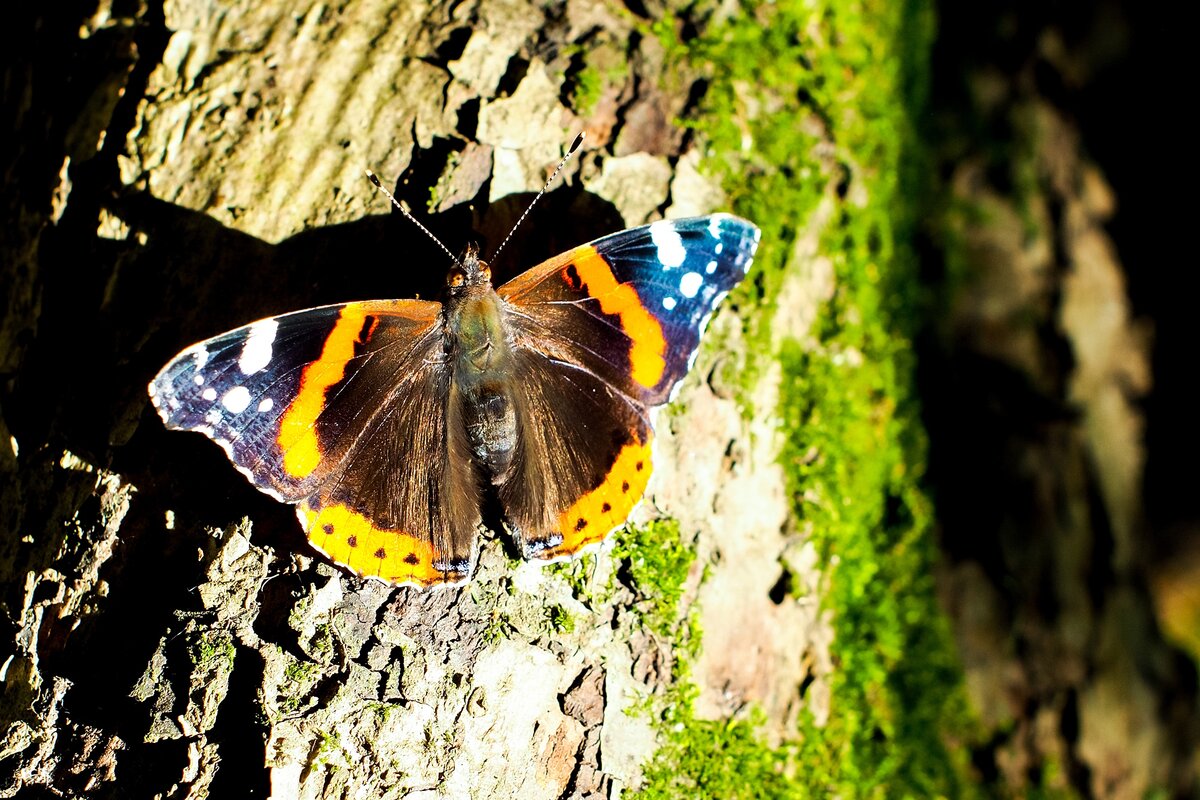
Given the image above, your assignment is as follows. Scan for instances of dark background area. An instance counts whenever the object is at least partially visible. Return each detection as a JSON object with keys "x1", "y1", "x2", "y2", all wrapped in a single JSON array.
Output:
[
  {"x1": 921, "y1": 1, "x2": 1200, "y2": 792},
  {"x1": 931, "y1": 0, "x2": 1196, "y2": 565}
]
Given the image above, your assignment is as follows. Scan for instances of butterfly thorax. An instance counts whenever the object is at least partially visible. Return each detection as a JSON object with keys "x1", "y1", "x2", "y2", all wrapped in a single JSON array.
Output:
[{"x1": 444, "y1": 253, "x2": 518, "y2": 482}]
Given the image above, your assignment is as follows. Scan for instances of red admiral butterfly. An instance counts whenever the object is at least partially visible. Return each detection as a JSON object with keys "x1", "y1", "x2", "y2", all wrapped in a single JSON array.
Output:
[{"x1": 149, "y1": 149, "x2": 760, "y2": 587}]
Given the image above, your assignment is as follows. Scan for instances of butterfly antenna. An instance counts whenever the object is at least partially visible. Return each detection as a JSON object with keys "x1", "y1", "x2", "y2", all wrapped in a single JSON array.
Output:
[
  {"x1": 488, "y1": 131, "x2": 585, "y2": 264},
  {"x1": 365, "y1": 170, "x2": 463, "y2": 268}
]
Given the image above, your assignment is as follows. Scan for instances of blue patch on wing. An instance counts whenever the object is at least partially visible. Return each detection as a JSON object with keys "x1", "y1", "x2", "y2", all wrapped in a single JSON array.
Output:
[
  {"x1": 591, "y1": 213, "x2": 760, "y2": 388},
  {"x1": 148, "y1": 309, "x2": 337, "y2": 500}
]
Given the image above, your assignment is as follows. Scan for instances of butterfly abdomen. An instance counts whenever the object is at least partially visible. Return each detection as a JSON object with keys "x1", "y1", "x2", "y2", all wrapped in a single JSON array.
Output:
[{"x1": 447, "y1": 287, "x2": 520, "y2": 482}]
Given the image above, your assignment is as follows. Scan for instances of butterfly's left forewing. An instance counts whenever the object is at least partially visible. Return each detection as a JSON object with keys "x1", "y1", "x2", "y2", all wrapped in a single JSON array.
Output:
[{"x1": 151, "y1": 301, "x2": 441, "y2": 498}]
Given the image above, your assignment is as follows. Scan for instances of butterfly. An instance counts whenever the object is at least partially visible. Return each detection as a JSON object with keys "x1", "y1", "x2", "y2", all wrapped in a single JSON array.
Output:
[{"x1": 149, "y1": 178, "x2": 759, "y2": 587}]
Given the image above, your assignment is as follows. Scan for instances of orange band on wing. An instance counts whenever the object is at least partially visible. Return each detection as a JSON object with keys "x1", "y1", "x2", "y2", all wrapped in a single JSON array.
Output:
[
  {"x1": 299, "y1": 501, "x2": 451, "y2": 586},
  {"x1": 277, "y1": 305, "x2": 372, "y2": 479},
  {"x1": 572, "y1": 247, "x2": 666, "y2": 389},
  {"x1": 536, "y1": 434, "x2": 654, "y2": 559}
]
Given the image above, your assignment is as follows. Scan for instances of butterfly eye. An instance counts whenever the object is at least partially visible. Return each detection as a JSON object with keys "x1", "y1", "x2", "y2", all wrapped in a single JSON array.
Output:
[
  {"x1": 478, "y1": 265, "x2": 491, "y2": 281},
  {"x1": 448, "y1": 271, "x2": 466, "y2": 287}
]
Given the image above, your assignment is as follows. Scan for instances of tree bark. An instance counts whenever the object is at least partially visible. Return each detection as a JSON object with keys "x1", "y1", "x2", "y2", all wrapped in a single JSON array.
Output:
[{"x1": 1, "y1": 2, "x2": 822, "y2": 797}]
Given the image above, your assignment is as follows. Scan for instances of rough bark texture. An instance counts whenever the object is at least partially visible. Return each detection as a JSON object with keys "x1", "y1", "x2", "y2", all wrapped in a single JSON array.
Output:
[{"x1": 1, "y1": 2, "x2": 824, "y2": 797}]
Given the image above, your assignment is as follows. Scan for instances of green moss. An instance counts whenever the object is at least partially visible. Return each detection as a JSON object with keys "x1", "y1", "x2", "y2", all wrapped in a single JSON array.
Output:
[
  {"x1": 639, "y1": 708, "x2": 800, "y2": 800},
  {"x1": 365, "y1": 701, "x2": 399, "y2": 723},
  {"x1": 283, "y1": 659, "x2": 319, "y2": 684},
  {"x1": 545, "y1": 522, "x2": 690, "y2": 638},
  {"x1": 309, "y1": 622, "x2": 335, "y2": 661},
  {"x1": 631, "y1": 626, "x2": 796, "y2": 798},
  {"x1": 628, "y1": 0, "x2": 982, "y2": 796},
  {"x1": 314, "y1": 729, "x2": 343, "y2": 767},
  {"x1": 611, "y1": 519, "x2": 696, "y2": 643},
  {"x1": 546, "y1": 521, "x2": 684, "y2": 614},
  {"x1": 429, "y1": 150, "x2": 460, "y2": 211},
  {"x1": 547, "y1": 603, "x2": 576, "y2": 634},
  {"x1": 274, "y1": 656, "x2": 321, "y2": 717},
  {"x1": 571, "y1": 66, "x2": 603, "y2": 115},
  {"x1": 546, "y1": 550, "x2": 603, "y2": 604},
  {"x1": 564, "y1": 40, "x2": 630, "y2": 116},
  {"x1": 188, "y1": 631, "x2": 235, "y2": 672},
  {"x1": 783, "y1": 332, "x2": 979, "y2": 796},
  {"x1": 287, "y1": 595, "x2": 311, "y2": 630},
  {"x1": 482, "y1": 608, "x2": 515, "y2": 644}
]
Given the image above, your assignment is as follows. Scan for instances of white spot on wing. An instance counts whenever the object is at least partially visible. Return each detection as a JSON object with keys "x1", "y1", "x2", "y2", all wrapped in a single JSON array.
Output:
[
  {"x1": 192, "y1": 347, "x2": 210, "y2": 370},
  {"x1": 205, "y1": 408, "x2": 222, "y2": 427},
  {"x1": 212, "y1": 437, "x2": 237, "y2": 464},
  {"x1": 257, "y1": 397, "x2": 274, "y2": 413},
  {"x1": 714, "y1": 242, "x2": 723, "y2": 254},
  {"x1": 202, "y1": 388, "x2": 218, "y2": 402},
  {"x1": 222, "y1": 386, "x2": 251, "y2": 413},
  {"x1": 679, "y1": 271, "x2": 703, "y2": 298},
  {"x1": 239, "y1": 319, "x2": 278, "y2": 375},
  {"x1": 662, "y1": 296, "x2": 677, "y2": 310},
  {"x1": 707, "y1": 216, "x2": 723, "y2": 239},
  {"x1": 194, "y1": 374, "x2": 204, "y2": 385},
  {"x1": 649, "y1": 220, "x2": 686, "y2": 268},
  {"x1": 705, "y1": 259, "x2": 717, "y2": 274}
]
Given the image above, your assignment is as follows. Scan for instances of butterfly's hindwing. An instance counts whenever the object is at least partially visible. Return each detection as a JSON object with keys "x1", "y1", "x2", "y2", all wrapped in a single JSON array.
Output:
[
  {"x1": 300, "y1": 360, "x2": 483, "y2": 586},
  {"x1": 500, "y1": 350, "x2": 654, "y2": 560}
]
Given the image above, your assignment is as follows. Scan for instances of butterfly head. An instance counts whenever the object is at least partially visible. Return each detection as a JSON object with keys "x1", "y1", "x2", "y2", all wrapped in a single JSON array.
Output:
[{"x1": 446, "y1": 243, "x2": 493, "y2": 293}]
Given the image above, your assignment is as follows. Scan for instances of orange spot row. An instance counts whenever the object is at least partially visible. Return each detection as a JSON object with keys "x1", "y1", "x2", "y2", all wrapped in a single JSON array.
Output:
[
  {"x1": 536, "y1": 433, "x2": 654, "y2": 559},
  {"x1": 277, "y1": 305, "x2": 372, "y2": 479},
  {"x1": 571, "y1": 247, "x2": 666, "y2": 389},
  {"x1": 299, "y1": 501, "x2": 445, "y2": 586}
]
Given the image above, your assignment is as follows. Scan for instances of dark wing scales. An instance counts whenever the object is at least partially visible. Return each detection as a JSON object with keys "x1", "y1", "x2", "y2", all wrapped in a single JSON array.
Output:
[
  {"x1": 494, "y1": 214, "x2": 757, "y2": 557},
  {"x1": 151, "y1": 304, "x2": 352, "y2": 501},
  {"x1": 498, "y1": 214, "x2": 760, "y2": 408},
  {"x1": 300, "y1": 365, "x2": 483, "y2": 585},
  {"x1": 499, "y1": 352, "x2": 654, "y2": 560},
  {"x1": 150, "y1": 300, "x2": 482, "y2": 586}
]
